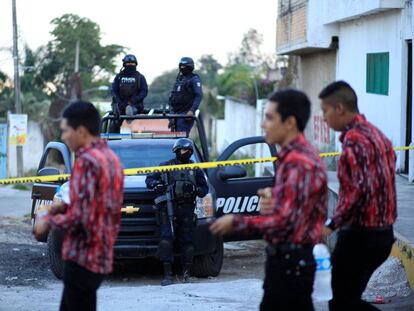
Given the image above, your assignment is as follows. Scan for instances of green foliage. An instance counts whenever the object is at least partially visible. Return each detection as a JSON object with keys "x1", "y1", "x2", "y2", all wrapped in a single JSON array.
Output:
[
  {"x1": 145, "y1": 69, "x2": 177, "y2": 109},
  {"x1": 0, "y1": 14, "x2": 124, "y2": 125},
  {"x1": 43, "y1": 14, "x2": 125, "y2": 93},
  {"x1": 198, "y1": 54, "x2": 222, "y2": 89},
  {"x1": 219, "y1": 63, "x2": 255, "y2": 103},
  {"x1": 12, "y1": 184, "x2": 30, "y2": 191},
  {"x1": 0, "y1": 47, "x2": 51, "y2": 121},
  {"x1": 221, "y1": 28, "x2": 276, "y2": 104},
  {"x1": 199, "y1": 92, "x2": 224, "y2": 119},
  {"x1": 229, "y1": 28, "x2": 265, "y2": 68}
]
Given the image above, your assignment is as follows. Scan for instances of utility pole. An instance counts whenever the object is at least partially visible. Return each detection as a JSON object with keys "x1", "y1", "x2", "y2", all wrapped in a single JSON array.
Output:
[
  {"x1": 70, "y1": 40, "x2": 81, "y2": 101},
  {"x1": 74, "y1": 40, "x2": 79, "y2": 73},
  {"x1": 12, "y1": 0, "x2": 23, "y2": 177}
]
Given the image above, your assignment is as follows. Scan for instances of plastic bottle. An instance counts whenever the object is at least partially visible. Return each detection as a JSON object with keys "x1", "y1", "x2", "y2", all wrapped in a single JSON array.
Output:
[
  {"x1": 312, "y1": 243, "x2": 333, "y2": 301},
  {"x1": 54, "y1": 181, "x2": 70, "y2": 204}
]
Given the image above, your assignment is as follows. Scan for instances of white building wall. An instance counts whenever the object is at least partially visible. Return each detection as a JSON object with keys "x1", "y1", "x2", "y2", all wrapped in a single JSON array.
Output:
[
  {"x1": 336, "y1": 9, "x2": 407, "y2": 169},
  {"x1": 215, "y1": 98, "x2": 256, "y2": 155},
  {"x1": 8, "y1": 122, "x2": 44, "y2": 177}
]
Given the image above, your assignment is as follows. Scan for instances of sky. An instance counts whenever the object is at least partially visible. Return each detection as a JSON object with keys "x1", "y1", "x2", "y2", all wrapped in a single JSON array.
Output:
[{"x1": 0, "y1": 0, "x2": 276, "y2": 83}]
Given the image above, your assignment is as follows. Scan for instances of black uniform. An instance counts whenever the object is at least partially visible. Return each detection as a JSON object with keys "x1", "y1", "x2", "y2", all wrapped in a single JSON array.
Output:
[
  {"x1": 112, "y1": 70, "x2": 148, "y2": 114},
  {"x1": 145, "y1": 158, "x2": 208, "y2": 266},
  {"x1": 169, "y1": 57, "x2": 203, "y2": 135}
]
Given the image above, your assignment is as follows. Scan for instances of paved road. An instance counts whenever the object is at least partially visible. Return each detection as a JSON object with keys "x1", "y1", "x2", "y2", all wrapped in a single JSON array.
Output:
[
  {"x1": 1, "y1": 185, "x2": 413, "y2": 310},
  {"x1": 0, "y1": 185, "x2": 31, "y2": 218}
]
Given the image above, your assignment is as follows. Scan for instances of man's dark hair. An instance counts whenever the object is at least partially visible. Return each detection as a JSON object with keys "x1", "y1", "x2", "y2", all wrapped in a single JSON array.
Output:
[
  {"x1": 318, "y1": 80, "x2": 359, "y2": 112},
  {"x1": 62, "y1": 101, "x2": 100, "y2": 136},
  {"x1": 269, "y1": 89, "x2": 311, "y2": 132}
]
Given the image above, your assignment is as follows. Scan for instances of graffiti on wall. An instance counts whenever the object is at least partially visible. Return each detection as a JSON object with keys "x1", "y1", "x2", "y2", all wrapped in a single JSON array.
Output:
[{"x1": 313, "y1": 115, "x2": 330, "y2": 144}]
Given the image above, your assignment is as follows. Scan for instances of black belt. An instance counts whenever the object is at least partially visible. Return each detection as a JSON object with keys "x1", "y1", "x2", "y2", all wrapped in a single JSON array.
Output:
[
  {"x1": 265, "y1": 243, "x2": 313, "y2": 257},
  {"x1": 340, "y1": 225, "x2": 393, "y2": 232}
]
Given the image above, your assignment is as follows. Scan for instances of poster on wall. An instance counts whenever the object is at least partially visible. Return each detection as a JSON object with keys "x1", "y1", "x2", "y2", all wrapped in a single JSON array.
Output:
[{"x1": 8, "y1": 114, "x2": 28, "y2": 146}]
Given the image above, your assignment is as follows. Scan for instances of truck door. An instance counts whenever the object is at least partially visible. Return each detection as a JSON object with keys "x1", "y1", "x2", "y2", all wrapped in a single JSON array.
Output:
[
  {"x1": 31, "y1": 142, "x2": 71, "y2": 236},
  {"x1": 208, "y1": 136, "x2": 276, "y2": 218}
]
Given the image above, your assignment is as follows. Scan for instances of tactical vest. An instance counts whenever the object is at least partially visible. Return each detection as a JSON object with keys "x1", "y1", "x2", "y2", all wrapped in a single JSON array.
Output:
[
  {"x1": 168, "y1": 169, "x2": 197, "y2": 201},
  {"x1": 119, "y1": 71, "x2": 141, "y2": 101},
  {"x1": 169, "y1": 74, "x2": 198, "y2": 113}
]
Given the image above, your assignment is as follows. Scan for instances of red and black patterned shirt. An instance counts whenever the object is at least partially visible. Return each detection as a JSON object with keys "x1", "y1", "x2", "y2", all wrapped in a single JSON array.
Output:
[
  {"x1": 233, "y1": 134, "x2": 328, "y2": 245},
  {"x1": 45, "y1": 139, "x2": 124, "y2": 274},
  {"x1": 330, "y1": 114, "x2": 397, "y2": 230}
]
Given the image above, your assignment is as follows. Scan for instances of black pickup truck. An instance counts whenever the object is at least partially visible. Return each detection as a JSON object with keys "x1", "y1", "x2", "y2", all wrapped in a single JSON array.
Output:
[{"x1": 31, "y1": 110, "x2": 276, "y2": 279}]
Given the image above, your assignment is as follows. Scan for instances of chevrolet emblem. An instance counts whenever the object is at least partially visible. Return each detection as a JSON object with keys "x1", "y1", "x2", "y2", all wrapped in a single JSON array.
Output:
[{"x1": 121, "y1": 205, "x2": 140, "y2": 214}]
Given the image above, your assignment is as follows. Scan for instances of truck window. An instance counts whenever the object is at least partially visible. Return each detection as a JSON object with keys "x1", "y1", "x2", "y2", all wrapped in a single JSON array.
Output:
[
  {"x1": 109, "y1": 143, "x2": 196, "y2": 170},
  {"x1": 44, "y1": 149, "x2": 66, "y2": 174},
  {"x1": 228, "y1": 142, "x2": 275, "y2": 178}
]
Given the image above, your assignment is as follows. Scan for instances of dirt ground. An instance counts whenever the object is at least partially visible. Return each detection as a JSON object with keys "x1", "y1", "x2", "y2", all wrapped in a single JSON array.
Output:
[
  {"x1": 0, "y1": 216, "x2": 266, "y2": 288},
  {"x1": 1, "y1": 216, "x2": 414, "y2": 311}
]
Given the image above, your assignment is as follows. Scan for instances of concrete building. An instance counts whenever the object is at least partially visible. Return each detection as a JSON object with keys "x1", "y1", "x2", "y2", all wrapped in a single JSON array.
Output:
[{"x1": 277, "y1": 0, "x2": 414, "y2": 179}]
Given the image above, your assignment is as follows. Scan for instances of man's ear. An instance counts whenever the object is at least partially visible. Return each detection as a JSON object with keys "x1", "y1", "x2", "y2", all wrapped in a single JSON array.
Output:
[
  {"x1": 335, "y1": 102, "x2": 347, "y2": 115},
  {"x1": 77, "y1": 125, "x2": 89, "y2": 138},
  {"x1": 286, "y1": 115, "x2": 298, "y2": 131}
]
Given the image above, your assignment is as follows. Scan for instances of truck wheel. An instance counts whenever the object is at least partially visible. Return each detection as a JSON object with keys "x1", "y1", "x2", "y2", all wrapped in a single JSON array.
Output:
[
  {"x1": 191, "y1": 236, "x2": 223, "y2": 277},
  {"x1": 47, "y1": 229, "x2": 64, "y2": 280}
]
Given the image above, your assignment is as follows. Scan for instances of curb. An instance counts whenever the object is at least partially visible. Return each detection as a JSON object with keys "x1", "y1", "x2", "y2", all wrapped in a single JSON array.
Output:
[
  {"x1": 328, "y1": 184, "x2": 414, "y2": 291},
  {"x1": 390, "y1": 231, "x2": 414, "y2": 290}
]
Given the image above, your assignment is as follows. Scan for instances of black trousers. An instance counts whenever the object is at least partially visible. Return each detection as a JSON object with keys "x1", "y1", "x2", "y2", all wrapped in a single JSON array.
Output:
[
  {"x1": 110, "y1": 101, "x2": 143, "y2": 133},
  {"x1": 59, "y1": 261, "x2": 104, "y2": 311},
  {"x1": 260, "y1": 246, "x2": 316, "y2": 311},
  {"x1": 329, "y1": 226, "x2": 394, "y2": 311},
  {"x1": 158, "y1": 204, "x2": 195, "y2": 265}
]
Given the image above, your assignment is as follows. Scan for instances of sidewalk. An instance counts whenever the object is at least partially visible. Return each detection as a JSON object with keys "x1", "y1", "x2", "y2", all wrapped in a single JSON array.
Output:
[{"x1": 328, "y1": 172, "x2": 414, "y2": 290}]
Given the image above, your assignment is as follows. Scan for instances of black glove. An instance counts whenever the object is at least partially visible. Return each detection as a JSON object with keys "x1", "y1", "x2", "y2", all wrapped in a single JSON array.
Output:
[
  {"x1": 154, "y1": 183, "x2": 167, "y2": 194},
  {"x1": 182, "y1": 182, "x2": 196, "y2": 194},
  {"x1": 196, "y1": 187, "x2": 205, "y2": 197}
]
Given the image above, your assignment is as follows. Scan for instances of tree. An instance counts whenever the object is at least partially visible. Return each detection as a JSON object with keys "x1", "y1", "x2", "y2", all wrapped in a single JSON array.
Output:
[
  {"x1": 229, "y1": 28, "x2": 265, "y2": 68},
  {"x1": 41, "y1": 14, "x2": 125, "y2": 96},
  {"x1": 221, "y1": 29, "x2": 277, "y2": 104},
  {"x1": 145, "y1": 69, "x2": 177, "y2": 109},
  {"x1": 198, "y1": 54, "x2": 222, "y2": 89},
  {"x1": 0, "y1": 47, "x2": 50, "y2": 121},
  {"x1": 218, "y1": 64, "x2": 255, "y2": 103},
  {"x1": 0, "y1": 71, "x2": 13, "y2": 119},
  {"x1": 20, "y1": 46, "x2": 50, "y2": 121}
]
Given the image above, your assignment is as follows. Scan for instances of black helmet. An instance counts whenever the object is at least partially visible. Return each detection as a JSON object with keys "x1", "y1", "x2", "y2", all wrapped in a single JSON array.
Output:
[
  {"x1": 172, "y1": 138, "x2": 194, "y2": 153},
  {"x1": 122, "y1": 54, "x2": 138, "y2": 66},
  {"x1": 179, "y1": 57, "x2": 194, "y2": 70}
]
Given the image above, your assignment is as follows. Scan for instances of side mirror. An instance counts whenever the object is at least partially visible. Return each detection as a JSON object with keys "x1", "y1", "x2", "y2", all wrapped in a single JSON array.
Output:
[
  {"x1": 217, "y1": 165, "x2": 247, "y2": 180},
  {"x1": 37, "y1": 167, "x2": 60, "y2": 176}
]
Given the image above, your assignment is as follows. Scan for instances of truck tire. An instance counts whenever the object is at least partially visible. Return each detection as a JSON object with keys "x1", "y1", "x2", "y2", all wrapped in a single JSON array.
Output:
[
  {"x1": 191, "y1": 236, "x2": 223, "y2": 277},
  {"x1": 47, "y1": 229, "x2": 64, "y2": 280}
]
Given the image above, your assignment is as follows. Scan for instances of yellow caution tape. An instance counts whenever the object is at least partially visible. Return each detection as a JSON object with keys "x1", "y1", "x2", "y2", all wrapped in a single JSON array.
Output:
[{"x1": 1, "y1": 145, "x2": 413, "y2": 185}]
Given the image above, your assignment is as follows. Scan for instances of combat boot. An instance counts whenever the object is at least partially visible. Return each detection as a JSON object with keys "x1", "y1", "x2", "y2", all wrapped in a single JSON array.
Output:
[
  {"x1": 125, "y1": 105, "x2": 134, "y2": 124},
  {"x1": 161, "y1": 262, "x2": 173, "y2": 286},
  {"x1": 182, "y1": 264, "x2": 191, "y2": 283}
]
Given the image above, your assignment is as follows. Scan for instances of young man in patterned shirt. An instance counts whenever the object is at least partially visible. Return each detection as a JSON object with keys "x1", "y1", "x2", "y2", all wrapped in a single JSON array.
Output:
[
  {"x1": 33, "y1": 101, "x2": 124, "y2": 311},
  {"x1": 320, "y1": 81, "x2": 396, "y2": 311},
  {"x1": 210, "y1": 89, "x2": 328, "y2": 311}
]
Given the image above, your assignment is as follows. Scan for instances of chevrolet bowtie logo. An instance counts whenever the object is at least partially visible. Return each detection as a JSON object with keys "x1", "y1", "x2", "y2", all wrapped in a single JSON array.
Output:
[{"x1": 121, "y1": 205, "x2": 140, "y2": 214}]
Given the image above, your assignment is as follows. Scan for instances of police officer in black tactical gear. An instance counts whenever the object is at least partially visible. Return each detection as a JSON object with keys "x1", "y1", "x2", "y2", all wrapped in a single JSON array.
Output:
[
  {"x1": 111, "y1": 54, "x2": 148, "y2": 131},
  {"x1": 169, "y1": 57, "x2": 203, "y2": 135},
  {"x1": 145, "y1": 138, "x2": 208, "y2": 286}
]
